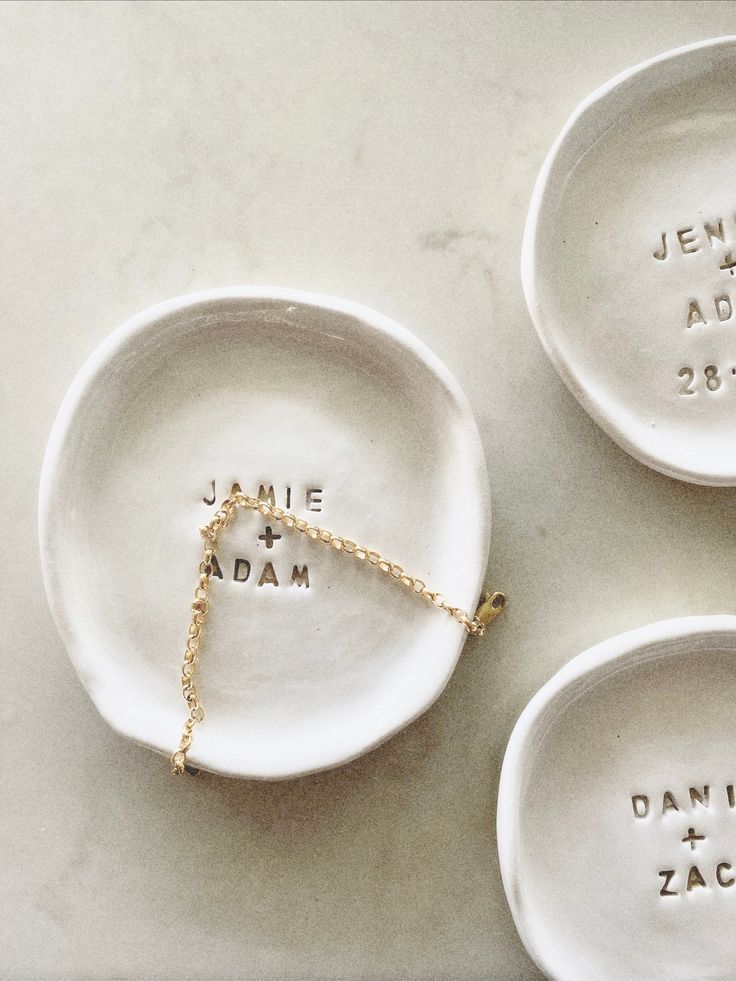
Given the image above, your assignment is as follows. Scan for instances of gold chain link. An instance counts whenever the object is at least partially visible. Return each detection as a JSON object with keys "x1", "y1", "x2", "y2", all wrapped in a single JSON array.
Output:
[{"x1": 172, "y1": 491, "x2": 506, "y2": 774}]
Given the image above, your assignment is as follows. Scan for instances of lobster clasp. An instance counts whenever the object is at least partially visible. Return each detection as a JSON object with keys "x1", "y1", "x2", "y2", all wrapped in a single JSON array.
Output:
[{"x1": 475, "y1": 590, "x2": 507, "y2": 627}]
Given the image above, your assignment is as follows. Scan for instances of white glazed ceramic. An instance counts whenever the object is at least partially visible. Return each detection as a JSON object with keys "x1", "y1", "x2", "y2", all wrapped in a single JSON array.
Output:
[
  {"x1": 523, "y1": 37, "x2": 736, "y2": 485},
  {"x1": 39, "y1": 287, "x2": 490, "y2": 779},
  {"x1": 498, "y1": 615, "x2": 736, "y2": 981}
]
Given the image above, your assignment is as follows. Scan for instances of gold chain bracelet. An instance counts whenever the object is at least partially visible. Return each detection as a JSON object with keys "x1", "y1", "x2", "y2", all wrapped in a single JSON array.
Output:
[{"x1": 172, "y1": 490, "x2": 507, "y2": 775}]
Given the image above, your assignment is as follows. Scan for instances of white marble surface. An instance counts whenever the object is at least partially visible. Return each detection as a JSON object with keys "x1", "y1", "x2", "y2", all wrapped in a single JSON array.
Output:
[{"x1": 3, "y1": 2, "x2": 736, "y2": 979}]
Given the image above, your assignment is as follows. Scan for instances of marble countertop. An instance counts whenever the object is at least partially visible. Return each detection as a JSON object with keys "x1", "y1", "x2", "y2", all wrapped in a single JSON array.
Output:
[{"x1": 4, "y1": 2, "x2": 736, "y2": 978}]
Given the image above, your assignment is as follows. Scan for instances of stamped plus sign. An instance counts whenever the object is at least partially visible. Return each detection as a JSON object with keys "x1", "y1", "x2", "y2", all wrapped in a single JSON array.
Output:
[
  {"x1": 258, "y1": 526, "x2": 282, "y2": 549},
  {"x1": 682, "y1": 827, "x2": 705, "y2": 851},
  {"x1": 719, "y1": 251, "x2": 736, "y2": 274}
]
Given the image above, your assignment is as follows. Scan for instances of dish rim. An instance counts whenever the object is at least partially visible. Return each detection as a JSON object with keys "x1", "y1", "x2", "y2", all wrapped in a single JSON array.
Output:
[
  {"x1": 521, "y1": 35, "x2": 736, "y2": 486},
  {"x1": 38, "y1": 285, "x2": 491, "y2": 778}
]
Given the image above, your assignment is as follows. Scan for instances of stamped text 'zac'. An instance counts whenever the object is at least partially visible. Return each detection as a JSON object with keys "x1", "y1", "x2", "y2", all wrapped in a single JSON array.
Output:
[{"x1": 632, "y1": 784, "x2": 736, "y2": 900}]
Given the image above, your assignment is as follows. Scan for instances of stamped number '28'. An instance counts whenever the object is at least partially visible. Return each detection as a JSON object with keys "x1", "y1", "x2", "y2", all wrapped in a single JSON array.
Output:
[{"x1": 678, "y1": 365, "x2": 724, "y2": 396}]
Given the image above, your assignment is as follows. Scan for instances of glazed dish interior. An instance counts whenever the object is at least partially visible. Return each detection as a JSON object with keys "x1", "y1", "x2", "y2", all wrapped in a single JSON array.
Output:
[
  {"x1": 529, "y1": 40, "x2": 736, "y2": 482},
  {"x1": 40, "y1": 295, "x2": 488, "y2": 777},
  {"x1": 512, "y1": 634, "x2": 736, "y2": 980}
]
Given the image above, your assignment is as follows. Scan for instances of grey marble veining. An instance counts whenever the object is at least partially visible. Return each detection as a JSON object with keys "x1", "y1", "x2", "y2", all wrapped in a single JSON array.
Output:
[{"x1": 3, "y1": 2, "x2": 736, "y2": 979}]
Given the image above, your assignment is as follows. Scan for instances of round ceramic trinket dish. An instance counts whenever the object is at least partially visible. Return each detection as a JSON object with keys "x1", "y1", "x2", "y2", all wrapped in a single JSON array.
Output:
[
  {"x1": 498, "y1": 615, "x2": 736, "y2": 981},
  {"x1": 39, "y1": 287, "x2": 491, "y2": 779},
  {"x1": 523, "y1": 37, "x2": 736, "y2": 484}
]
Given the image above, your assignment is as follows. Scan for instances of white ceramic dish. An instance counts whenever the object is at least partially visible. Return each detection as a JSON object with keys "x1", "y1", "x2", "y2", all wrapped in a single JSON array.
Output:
[
  {"x1": 498, "y1": 615, "x2": 736, "y2": 981},
  {"x1": 39, "y1": 287, "x2": 490, "y2": 779},
  {"x1": 523, "y1": 37, "x2": 736, "y2": 484}
]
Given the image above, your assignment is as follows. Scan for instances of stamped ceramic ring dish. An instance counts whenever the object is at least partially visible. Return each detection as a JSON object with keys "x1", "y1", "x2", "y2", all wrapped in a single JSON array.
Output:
[
  {"x1": 497, "y1": 615, "x2": 736, "y2": 981},
  {"x1": 523, "y1": 36, "x2": 736, "y2": 484},
  {"x1": 39, "y1": 287, "x2": 501, "y2": 779}
]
